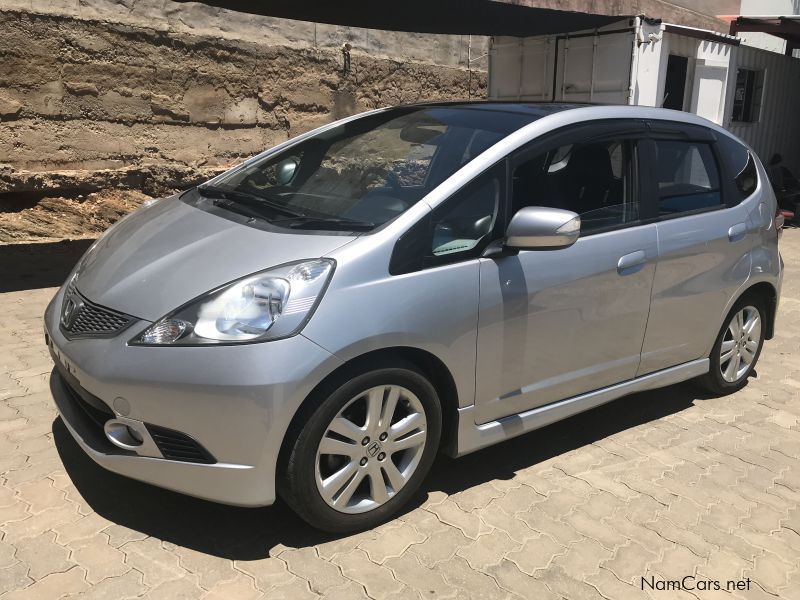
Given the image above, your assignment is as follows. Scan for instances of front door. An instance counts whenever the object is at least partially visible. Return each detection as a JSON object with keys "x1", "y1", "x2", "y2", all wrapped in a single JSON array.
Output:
[{"x1": 474, "y1": 124, "x2": 657, "y2": 424}]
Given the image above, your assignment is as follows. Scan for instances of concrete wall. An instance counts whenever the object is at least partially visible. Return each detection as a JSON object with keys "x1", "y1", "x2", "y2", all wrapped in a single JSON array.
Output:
[{"x1": 0, "y1": 2, "x2": 487, "y2": 197}]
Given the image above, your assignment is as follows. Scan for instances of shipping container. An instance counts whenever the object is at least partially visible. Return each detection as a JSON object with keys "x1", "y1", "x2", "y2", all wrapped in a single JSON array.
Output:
[{"x1": 488, "y1": 17, "x2": 800, "y2": 173}]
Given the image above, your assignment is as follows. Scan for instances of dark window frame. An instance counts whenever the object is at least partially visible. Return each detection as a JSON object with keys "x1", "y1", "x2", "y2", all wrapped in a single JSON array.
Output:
[
  {"x1": 389, "y1": 160, "x2": 508, "y2": 275},
  {"x1": 507, "y1": 119, "x2": 648, "y2": 238},
  {"x1": 731, "y1": 68, "x2": 765, "y2": 123},
  {"x1": 639, "y1": 120, "x2": 733, "y2": 222}
]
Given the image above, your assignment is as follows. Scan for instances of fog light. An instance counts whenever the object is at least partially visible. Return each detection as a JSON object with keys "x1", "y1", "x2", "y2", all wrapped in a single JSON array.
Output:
[{"x1": 104, "y1": 420, "x2": 144, "y2": 450}]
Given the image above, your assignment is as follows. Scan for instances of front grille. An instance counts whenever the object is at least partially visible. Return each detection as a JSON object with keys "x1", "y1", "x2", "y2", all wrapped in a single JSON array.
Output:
[
  {"x1": 61, "y1": 287, "x2": 135, "y2": 339},
  {"x1": 145, "y1": 424, "x2": 216, "y2": 464},
  {"x1": 55, "y1": 361, "x2": 115, "y2": 429}
]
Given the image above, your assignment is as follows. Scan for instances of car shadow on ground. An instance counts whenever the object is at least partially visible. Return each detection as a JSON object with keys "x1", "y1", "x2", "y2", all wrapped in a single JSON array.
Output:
[
  {"x1": 0, "y1": 239, "x2": 95, "y2": 293},
  {"x1": 53, "y1": 378, "x2": 720, "y2": 560}
]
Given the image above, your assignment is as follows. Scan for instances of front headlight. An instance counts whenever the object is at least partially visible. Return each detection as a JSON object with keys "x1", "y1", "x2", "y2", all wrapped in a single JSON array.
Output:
[{"x1": 130, "y1": 259, "x2": 334, "y2": 345}]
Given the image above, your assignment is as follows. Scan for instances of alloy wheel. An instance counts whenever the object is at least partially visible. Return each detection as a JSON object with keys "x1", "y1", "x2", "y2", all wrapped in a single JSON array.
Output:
[
  {"x1": 719, "y1": 305, "x2": 761, "y2": 383},
  {"x1": 315, "y1": 385, "x2": 427, "y2": 514}
]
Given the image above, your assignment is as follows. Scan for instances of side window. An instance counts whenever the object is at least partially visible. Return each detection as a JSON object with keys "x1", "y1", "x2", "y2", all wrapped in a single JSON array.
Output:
[
  {"x1": 389, "y1": 163, "x2": 504, "y2": 275},
  {"x1": 654, "y1": 141, "x2": 722, "y2": 215},
  {"x1": 512, "y1": 140, "x2": 639, "y2": 234},
  {"x1": 716, "y1": 134, "x2": 758, "y2": 204}
]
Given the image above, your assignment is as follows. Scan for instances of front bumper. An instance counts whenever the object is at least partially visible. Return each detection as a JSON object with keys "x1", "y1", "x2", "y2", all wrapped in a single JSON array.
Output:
[{"x1": 45, "y1": 286, "x2": 342, "y2": 507}]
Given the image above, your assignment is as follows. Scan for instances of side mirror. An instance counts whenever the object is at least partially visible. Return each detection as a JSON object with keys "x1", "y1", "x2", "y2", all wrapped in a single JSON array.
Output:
[
  {"x1": 276, "y1": 157, "x2": 299, "y2": 186},
  {"x1": 504, "y1": 206, "x2": 580, "y2": 250}
]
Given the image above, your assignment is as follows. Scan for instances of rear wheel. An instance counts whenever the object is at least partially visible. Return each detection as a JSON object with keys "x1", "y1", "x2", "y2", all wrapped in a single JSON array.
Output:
[
  {"x1": 281, "y1": 365, "x2": 441, "y2": 532},
  {"x1": 697, "y1": 296, "x2": 765, "y2": 395}
]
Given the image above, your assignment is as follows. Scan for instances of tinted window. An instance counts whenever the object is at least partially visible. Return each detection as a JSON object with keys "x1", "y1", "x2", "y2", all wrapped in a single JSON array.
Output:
[
  {"x1": 390, "y1": 163, "x2": 505, "y2": 274},
  {"x1": 512, "y1": 140, "x2": 639, "y2": 234},
  {"x1": 716, "y1": 134, "x2": 758, "y2": 203},
  {"x1": 732, "y1": 68, "x2": 764, "y2": 123},
  {"x1": 654, "y1": 141, "x2": 721, "y2": 215},
  {"x1": 204, "y1": 107, "x2": 534, "y2": 231}
]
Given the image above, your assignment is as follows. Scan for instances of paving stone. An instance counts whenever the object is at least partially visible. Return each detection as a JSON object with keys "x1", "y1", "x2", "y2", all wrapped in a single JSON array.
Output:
[
  {"x1": 506, "y1": 532, "x2": 568, "y2": 575},
  {"x1": 409, "y1": 523, "x2": 470, "y2": 567},
  {"x1": 487, "y1": 559, "x2": 561, "y2": 599},
  {"x1": 281, "y1": 547, "x2": 348, "y2": 595},
  {"x1": 2, "y1": 566, "x2": 87, "y2": 600},
  {"x1": 552, "y1": 536, "x2": 612, "y2": 581},
  {"x1": 437, "y1": 555, "x2": 508, "y2": 599},
  {"x1": 359, "y1": 519, "x2": 426, "y2": 563},
  {"x1": 743, "y1": 549, "x2": 794, "y2": 594},
  {"x1": 562, "y1": 508, "x2": 627, "y2": 551},
  {"x1": 75, "y1": 569, "x2": 144, "y2": 600},
  {"x1": 14, "y1": 478, "x2": 65, "y2": 514},
  {"x1": 0, "y1": 562, "x2": 33, "y2": 595},
  {"x1": 101, "y1": 524, "x2": 148, "y2": 548},
  {"x1": 69, "y1": 533, "x2": 129, "y2": 585},
  {"x1": 425, "y1": 502, "x2": 492, "y2": 540},
  {"x1": 385, "y1": 552, "x2": 458, "y2": 598},
  {"x1": 1, "y1": 231, "x2": 800, "y2": 600},
  {"x1": 316, "y1": 530, "x2": 378, "y2": 561},
  {"x1": 534, "y1": 564, "x2": 604, "y2": 599},
  {"x1": 13, "y1": 530, "x2": 74, "y2": 581},
  {"x1": 121, "y1": 537, "x2": 186, "y2": 587},
  {"x1": 323, "y1": 580, "x2": 371, "y2": 600},
  {"x1": 53, "y1": 513, "x2": 109, "y2": 545},
  {"x1": 456, "y1": 529, "x2": 518, "y2": 571},
  {"x1": 588, "y1": 567, "x2": 650, "y2": 600},
  {"x1": 333, "y1": 549, "x2": 404, "y2": 598},
  {"x1": 235, "y1": 557, "x2": 295, "y2": 592},
  {"x1": 516, "y1": 507, "x2": 584, "y2": 545},
  {"x1": 174, "y1": 545, "x2": 239, "y2": 589},
  {"x1": 201, "y1": 572, "x2": 262, "y2": 600},
  {"x1": 601, "y1": 540, "x2": 659, "y2": 585}
]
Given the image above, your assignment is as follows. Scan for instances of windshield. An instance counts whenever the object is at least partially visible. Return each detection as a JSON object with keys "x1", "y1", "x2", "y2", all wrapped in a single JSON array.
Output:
[{"x1": 201, "y1": 105, "x2": 537, "y2": 231}]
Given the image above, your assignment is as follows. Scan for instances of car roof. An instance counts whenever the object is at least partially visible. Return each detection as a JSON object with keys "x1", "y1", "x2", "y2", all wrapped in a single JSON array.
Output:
[{"x1": 400, "y1": 100, "x2": 729, "y2": 133}]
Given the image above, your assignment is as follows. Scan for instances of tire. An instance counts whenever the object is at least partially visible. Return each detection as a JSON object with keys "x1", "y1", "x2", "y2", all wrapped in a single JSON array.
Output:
[
  {"x1": 281, "y1": 364, "x2": 442, "y2": 533},
  {"x1": 697, "y1": 294, "x2": 766, "y2": 395}
]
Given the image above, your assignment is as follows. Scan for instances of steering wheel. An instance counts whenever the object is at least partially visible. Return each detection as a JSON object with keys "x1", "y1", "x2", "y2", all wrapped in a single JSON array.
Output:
[{"x1": 363, "y1": 166, "x2": 402, "y2": 191}]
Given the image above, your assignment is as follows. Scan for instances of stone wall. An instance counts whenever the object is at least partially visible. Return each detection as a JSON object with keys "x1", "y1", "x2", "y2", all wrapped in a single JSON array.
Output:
[{"x1": 0, "y1": 5, "x2": 486, "y2": 199}]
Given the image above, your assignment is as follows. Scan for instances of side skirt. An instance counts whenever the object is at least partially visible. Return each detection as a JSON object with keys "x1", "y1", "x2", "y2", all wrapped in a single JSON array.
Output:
[{"x1": 449, "y1": 358, "x2": 709, "y2": 458}]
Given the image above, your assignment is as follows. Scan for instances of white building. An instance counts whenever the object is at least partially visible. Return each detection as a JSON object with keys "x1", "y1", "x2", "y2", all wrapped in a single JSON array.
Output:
[{"x1": 488, "y1": 15, "x2": 800, "y2": 174}]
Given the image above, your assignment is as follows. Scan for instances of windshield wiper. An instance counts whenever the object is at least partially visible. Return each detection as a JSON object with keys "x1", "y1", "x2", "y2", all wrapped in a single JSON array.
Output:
[
  {"x1": 272, "y1": 215, "x2": 376, "y2": 231},
  {"x1": 198, "y1": 185, "x2": 307, "y2": 219}
]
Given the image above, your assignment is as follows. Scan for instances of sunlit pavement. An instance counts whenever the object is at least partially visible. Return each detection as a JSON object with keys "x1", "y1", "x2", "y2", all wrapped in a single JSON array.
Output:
[{"x1": 0, "y1": 230, "x2": 798, "y2": 599}]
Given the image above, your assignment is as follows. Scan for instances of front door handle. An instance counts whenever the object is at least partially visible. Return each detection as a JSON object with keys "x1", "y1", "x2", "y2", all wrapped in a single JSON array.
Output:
[
  {"x1": 728, "y1": 222, "x2": 747, "y2": 242},
  {"x1": 617, "y1": 250, "x2": 647, "y2": 273}
]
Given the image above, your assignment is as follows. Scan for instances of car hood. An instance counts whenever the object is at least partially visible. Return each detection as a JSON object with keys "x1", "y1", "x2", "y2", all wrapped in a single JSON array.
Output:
[{"x1": 73, "y1": 195, "x2": 356, "y2": 321}]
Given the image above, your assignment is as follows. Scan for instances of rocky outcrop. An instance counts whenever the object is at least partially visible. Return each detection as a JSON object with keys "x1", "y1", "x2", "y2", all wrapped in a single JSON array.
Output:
[{"x1": 0, "y1": 8, "x2": 486, "y2": 207}]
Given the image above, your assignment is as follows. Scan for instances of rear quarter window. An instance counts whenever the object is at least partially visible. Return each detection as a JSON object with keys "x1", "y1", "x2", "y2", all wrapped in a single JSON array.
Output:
[
  {"x1": 653, "y1": 140, "x2": 722, "y2": 216},
  {"x1": 716, "y1": 134, "x2": 758, "y2": 204}
]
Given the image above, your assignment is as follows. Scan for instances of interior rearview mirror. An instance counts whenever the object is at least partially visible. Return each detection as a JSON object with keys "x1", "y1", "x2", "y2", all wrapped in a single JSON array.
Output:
[
  {"x1": 504, "y1": 206, "x2": 581, "y2": 250},
  {"x1": 276, "y1": 157, "x2": 299, "y2": 186}
]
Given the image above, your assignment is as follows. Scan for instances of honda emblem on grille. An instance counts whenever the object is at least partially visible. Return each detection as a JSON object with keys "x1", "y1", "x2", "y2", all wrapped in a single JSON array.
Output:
[{"x1": 61, "y1": 293, "x2": 84, "y2": 329}]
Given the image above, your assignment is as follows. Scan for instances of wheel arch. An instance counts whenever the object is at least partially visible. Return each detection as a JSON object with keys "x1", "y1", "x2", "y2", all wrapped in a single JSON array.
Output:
[
  {"x1": 275, "y1": 346, "x2": 460, "y2": 489},
  {"x1": 738, "y1": 281, "x2": 778, "y2": 340}
]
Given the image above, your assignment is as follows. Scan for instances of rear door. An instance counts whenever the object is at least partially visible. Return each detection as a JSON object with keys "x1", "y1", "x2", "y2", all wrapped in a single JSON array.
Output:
[
  {"x1": 474, "y1": 120, "x2": 657, "y2": 424},
  {"x1": 637, "y1": 122, "x2": 752, "y2": 375}
]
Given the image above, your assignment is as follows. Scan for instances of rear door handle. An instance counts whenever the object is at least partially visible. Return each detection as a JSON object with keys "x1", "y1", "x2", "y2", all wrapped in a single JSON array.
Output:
[
  {"x1": 617, "y1": 250, "x2": 646, "y2": 273},
  {"x1": 728, "y1": 222, "x2": 747, "y2": 242}
]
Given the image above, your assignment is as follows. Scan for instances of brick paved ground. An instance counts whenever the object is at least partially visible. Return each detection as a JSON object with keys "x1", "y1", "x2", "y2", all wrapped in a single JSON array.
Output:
[{"x1": 1, "y1": 229, "x2": 799, "y2": 599}]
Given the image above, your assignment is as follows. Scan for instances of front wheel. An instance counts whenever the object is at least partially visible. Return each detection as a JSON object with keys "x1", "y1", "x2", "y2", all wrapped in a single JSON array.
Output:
[
  {"x1": 281, "y1": 366, "x2": 441, "y2": 532},
  {"x1": 697, "y1": 296, "x2": 766, "y2": 395}
]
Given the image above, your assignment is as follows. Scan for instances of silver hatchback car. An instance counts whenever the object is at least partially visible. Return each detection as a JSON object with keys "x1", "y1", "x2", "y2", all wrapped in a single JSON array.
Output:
[{"x1": 46, "y1": 103, "x2": 783, "y2": 532}]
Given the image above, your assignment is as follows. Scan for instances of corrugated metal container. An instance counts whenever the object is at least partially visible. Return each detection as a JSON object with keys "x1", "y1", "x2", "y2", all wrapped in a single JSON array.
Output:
[
  {"x1": 488, "y1": 19, "x2": 800, "y2": 173},
  {"x1": 489, "y1": 21, "x2": 637, "y2": 104},
  {"x1": 727, "y1": 45, "x2": 800, "y2": 175}
]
